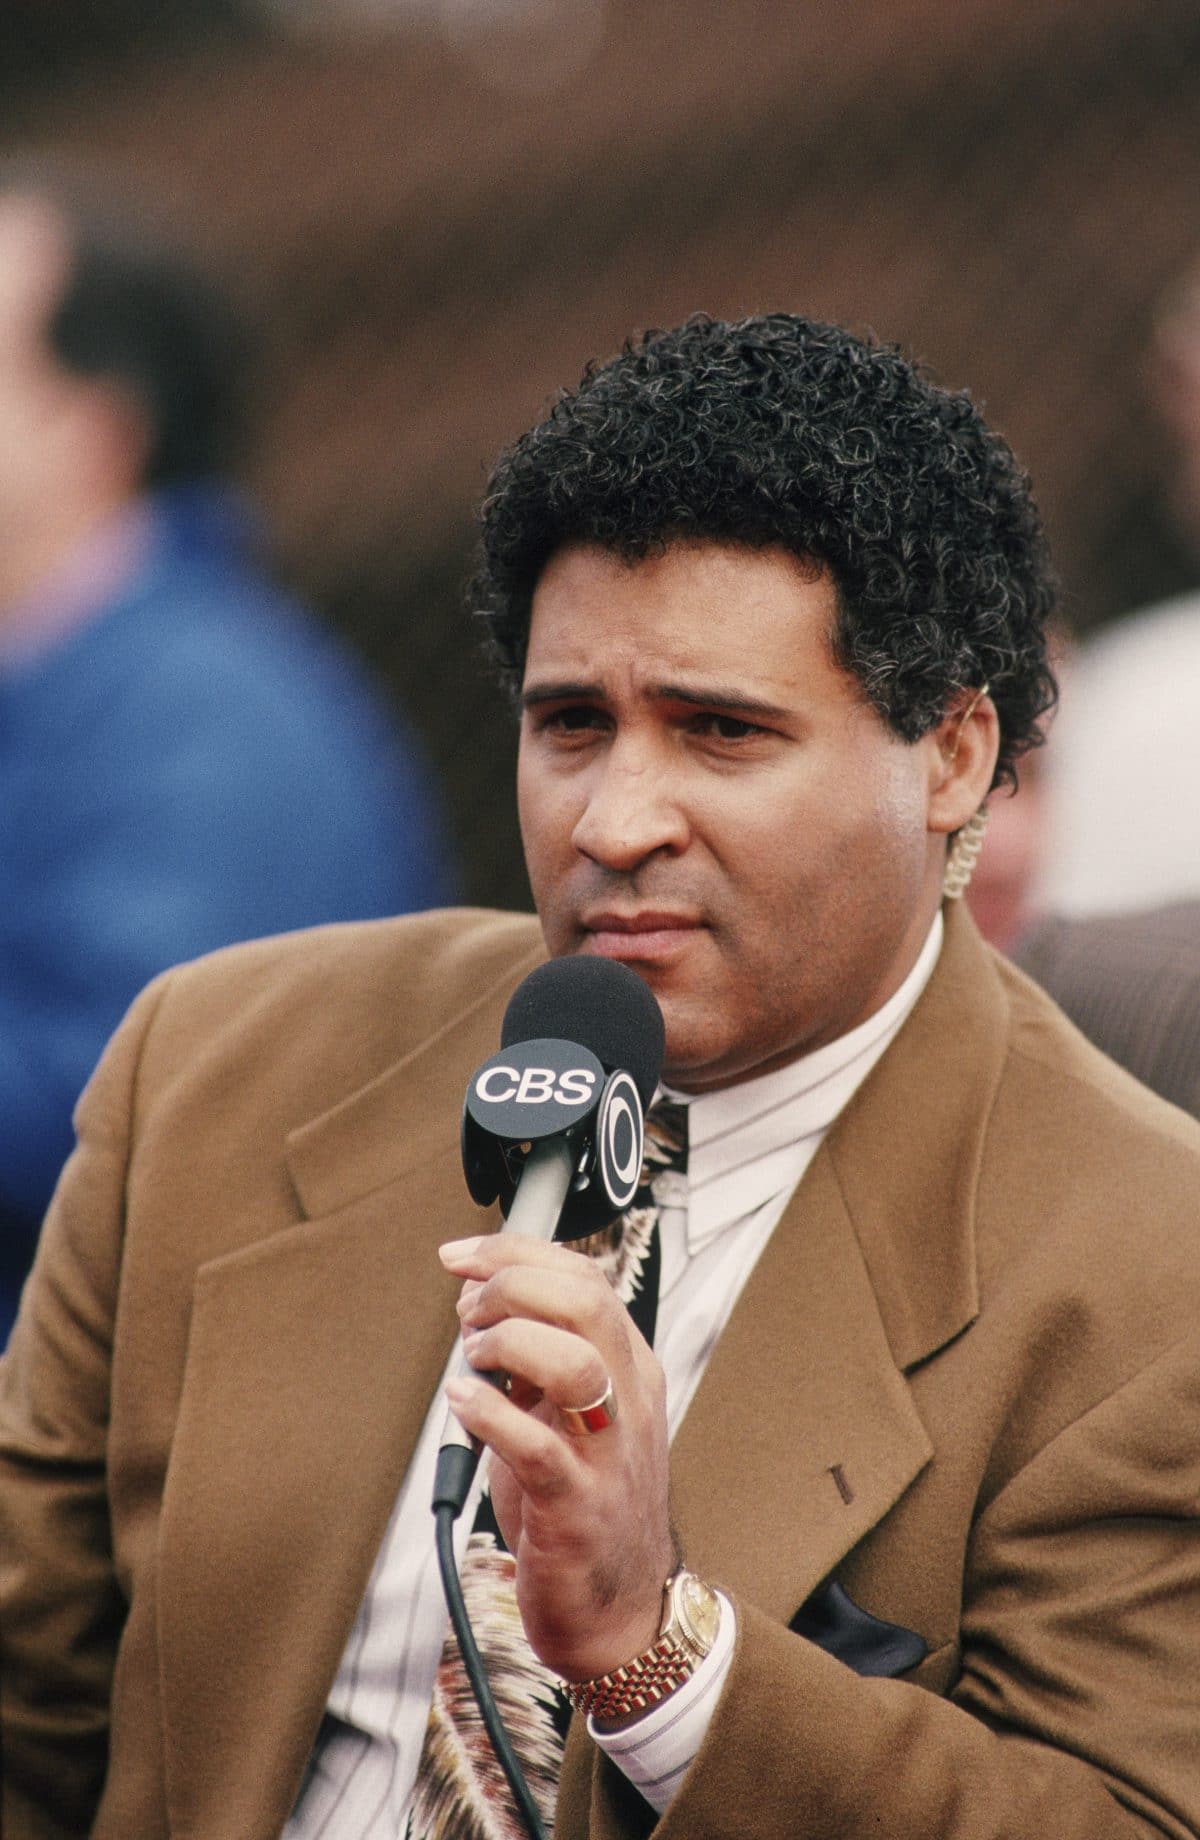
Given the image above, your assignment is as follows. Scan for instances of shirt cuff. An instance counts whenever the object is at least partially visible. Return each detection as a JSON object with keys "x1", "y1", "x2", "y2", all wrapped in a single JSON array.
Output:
[{"x1": 588, "y1": 1590, "x2": 736, "y2": 1815}]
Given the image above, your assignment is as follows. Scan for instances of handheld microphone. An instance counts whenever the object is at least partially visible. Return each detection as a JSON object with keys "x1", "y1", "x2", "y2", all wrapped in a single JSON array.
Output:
[
  {"x1": 434, "y1": 955, "x2": 665, "y2": 1511},
  {"x1": 463, "y1": 954, "x2": 665, "y2": 1241}
]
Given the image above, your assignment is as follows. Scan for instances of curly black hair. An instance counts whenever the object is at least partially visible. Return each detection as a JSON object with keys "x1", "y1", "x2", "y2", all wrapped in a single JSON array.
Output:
[{"x1": 473, "y1": 312, "x2": 1058, "y2": 790}]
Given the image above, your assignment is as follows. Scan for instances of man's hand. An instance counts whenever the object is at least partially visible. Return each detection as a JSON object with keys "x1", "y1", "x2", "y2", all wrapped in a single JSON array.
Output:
[{"x1": 439, "y1": 1232, "x2": 677, "y2": 1683}]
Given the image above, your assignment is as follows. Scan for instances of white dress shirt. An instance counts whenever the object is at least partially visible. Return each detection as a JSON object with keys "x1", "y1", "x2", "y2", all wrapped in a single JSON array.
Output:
[{"x1": 284, "y1": 914, "x2": 943, "y2": 1834}]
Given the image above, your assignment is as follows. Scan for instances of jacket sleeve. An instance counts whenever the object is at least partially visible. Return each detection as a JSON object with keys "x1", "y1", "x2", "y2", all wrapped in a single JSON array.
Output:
[
  {"x1": 0, "y1": 977, "x2": 168, "y2": 1839},
  {"x1": 582, "y1": 1329, "x2": 1200, "y2": 1840}
]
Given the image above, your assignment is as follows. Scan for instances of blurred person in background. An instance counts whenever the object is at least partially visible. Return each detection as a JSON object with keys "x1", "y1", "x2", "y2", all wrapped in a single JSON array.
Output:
[
  {"x1": 1007, "y1": 260, "x2": 1200, "y2": 1115},
  {"x1": 1015, "y1": 898, "x2": 1200, "y2": 1120},
  {"x1": 0, "y1": 169, "x2": 457, "y2": 1345},
  {"x1": 1035, "y1": 253, "x2": 1200, "y2": 918}
]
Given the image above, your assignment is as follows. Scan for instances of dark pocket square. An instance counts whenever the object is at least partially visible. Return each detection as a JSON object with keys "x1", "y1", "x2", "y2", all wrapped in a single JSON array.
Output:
[{"x1": 789, "y1": 1580, "x2": 928, "y2": 1677}]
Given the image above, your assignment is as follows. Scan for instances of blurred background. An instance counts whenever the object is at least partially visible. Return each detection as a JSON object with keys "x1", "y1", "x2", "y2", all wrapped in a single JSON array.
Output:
[{"x1": 4, "y1": 0, "x2": 1200, "y2": 914}]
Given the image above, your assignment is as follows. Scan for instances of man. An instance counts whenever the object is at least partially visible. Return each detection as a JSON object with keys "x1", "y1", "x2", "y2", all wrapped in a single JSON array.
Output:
[
  {"x1": 0, "y1": 172, "x2": 456, "y2": 1339},
  {"x1": 1, "y1": 313, "x2": 1197, "y2": 1840}
]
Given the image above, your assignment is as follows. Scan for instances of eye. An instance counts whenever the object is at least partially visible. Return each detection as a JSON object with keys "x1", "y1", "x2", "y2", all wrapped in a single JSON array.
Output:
[
  {"x1": 691, "y1": 712, "x2": 764, "y2": 741},
  {"x1": 533, "y1": 703, "x2": 608, "y2": 735}
]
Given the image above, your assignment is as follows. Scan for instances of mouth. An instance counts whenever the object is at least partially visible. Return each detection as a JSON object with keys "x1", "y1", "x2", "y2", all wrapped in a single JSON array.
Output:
[{"x1": 579, "y1": 910, "x2": 704, "y2": 965}]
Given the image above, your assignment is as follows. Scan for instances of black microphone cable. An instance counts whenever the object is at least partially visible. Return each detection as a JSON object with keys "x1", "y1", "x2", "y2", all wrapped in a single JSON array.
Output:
[
  {"x1": 430, "y1": 1136, "x2": 579, "y2": 1840},
  {"x1": 432, "y1": 1443, "x2": 549, "y2": 1840}
]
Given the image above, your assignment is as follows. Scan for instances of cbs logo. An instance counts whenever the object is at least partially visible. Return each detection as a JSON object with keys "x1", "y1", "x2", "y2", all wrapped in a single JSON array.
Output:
[{"x1": 473, "y1": 1065, "x2": 598, "y2": 1107}]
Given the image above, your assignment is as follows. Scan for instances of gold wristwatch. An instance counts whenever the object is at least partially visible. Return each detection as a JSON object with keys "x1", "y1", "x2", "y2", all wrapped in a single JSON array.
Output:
[{"x1": 562, "y1": 1569, "x2": 721, "y2": 1724}]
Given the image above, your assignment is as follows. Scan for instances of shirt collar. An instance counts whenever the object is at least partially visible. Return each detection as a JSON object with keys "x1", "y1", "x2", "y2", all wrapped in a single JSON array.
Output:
[{"x1": 659, "y1": 912, "x2": 944, "y2": 1253}]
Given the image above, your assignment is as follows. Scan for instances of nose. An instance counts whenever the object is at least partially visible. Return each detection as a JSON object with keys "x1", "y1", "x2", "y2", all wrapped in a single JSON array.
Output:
[{"x1": 570, "y1": 747, "x2": 689, "y2": 871}]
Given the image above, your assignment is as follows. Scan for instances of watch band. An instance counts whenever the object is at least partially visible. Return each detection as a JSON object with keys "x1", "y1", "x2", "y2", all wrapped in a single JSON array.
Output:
[{"x1": 561, "y1": 1569, "x2": 721, "y2": 1723}]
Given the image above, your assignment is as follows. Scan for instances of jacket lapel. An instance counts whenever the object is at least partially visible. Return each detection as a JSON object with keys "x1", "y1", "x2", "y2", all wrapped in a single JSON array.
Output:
[
  {"x1": 670, "y1": 903, "x2": 1006, "y2": 1613},
  {"x1": 157, "y1": 937, "x2": 543, "y2": 1840},
  {"x1": 668, "y1": 1145, "x2": 936, "y2": 1617}
]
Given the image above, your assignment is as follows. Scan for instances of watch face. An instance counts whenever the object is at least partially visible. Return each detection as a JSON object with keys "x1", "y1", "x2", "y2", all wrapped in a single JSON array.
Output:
[{"x1": 676, "y1": 1573, "x2": 721, "y2": 1650}]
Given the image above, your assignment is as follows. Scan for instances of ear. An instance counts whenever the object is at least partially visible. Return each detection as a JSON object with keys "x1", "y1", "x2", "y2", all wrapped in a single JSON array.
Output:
[{"x1": 925, "y1": 688, "x2": 1000, "y2": 837}]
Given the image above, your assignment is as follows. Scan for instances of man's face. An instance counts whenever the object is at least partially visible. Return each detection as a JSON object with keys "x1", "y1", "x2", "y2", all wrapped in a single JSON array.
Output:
[{"x1": 517, "y1": 540, "x2": 952, "y2": 1091}]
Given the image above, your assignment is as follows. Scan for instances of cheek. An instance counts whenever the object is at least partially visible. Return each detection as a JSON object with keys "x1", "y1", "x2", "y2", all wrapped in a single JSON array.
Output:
[
  {"x1": 871, "y1": 761, "x2": 938, "y2": 888},
  {"x1": 754, "y1": 761, "x2": 928, "y2": 931},
  {"x1": 516, "y1": 758, "x2": 574, "y2": 881},
  {"x1": 515, "y1": 747, "x2": 543, "y2": 845},
  {"x1": 833, "y1": 746, "x2": 932, "y2": 876},
  {"x1": 875, "y1": 751, "x2": 932, "y2": 827}
]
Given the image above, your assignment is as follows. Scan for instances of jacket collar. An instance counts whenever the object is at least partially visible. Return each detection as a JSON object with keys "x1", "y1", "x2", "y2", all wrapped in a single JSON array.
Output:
[
  {"x1": 656, "y1": 901, "x2": 1007, "y2": 1614},
  {"x1": 282, "y1": 930, "x2": 547, "y2": 1219},
  {"x1": 828, "y1": 897, "x2": 1004, "y2": 1372}
]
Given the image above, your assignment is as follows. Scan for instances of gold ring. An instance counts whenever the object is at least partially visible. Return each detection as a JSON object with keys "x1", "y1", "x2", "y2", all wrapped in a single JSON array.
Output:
[{"x1": 559, "y1": 1379, "x2": 618, "y2": 1436}]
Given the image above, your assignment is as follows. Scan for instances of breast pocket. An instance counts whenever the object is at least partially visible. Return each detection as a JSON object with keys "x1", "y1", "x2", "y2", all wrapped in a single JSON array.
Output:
[{"x1": 789, "y1": 1580, "x2": 930, "y2": 1678}]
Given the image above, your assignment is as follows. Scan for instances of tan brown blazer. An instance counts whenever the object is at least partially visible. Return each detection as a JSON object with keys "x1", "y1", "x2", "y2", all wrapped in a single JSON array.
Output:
[{"x1": 1, "y1": 903, "x2": 1199, "y2": 1839}]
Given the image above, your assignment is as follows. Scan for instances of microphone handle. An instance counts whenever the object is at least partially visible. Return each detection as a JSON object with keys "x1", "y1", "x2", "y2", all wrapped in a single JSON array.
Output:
[
  {"x1": 504, "y1": 1133, "x2": 579, "y2": 1237},
  {"x1": 433, "y1": 1134, "x2": 577, "y2": 1514}
]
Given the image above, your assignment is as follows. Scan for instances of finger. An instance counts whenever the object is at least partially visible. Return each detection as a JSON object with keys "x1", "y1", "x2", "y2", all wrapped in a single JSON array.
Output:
[
  {"x1": 457, "y1": 1262, "x2": 626, "y2": 1361},
  {"x1": 463, "y1": 1319, "x2": 608, "y2": 1412},
  {"x1": 440, "y1": 1232, "x2": 596, "y2": 1279},
  {"x1": 444, "y1": 1375, "x2": 575, "y2": 1502},
  {"x1": 454, "y1": 1278, "x2": 485, "y2": 1319}
]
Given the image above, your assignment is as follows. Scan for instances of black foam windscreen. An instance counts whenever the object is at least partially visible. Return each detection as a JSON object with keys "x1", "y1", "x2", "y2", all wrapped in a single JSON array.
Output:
[{"x1": 500, "y1": 955, "x2": 665, "y2": 1108}]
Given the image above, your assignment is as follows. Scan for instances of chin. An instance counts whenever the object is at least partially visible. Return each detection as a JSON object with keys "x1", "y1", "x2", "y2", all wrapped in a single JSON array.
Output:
[{"x1": 659, "y1": 1030, "x2": 730, "y2": 1092}]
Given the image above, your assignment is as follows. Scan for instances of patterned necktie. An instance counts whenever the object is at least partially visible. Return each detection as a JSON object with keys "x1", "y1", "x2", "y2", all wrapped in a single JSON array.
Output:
[{"x1": 407, "y1": 1098, "x2": 688, "y2": 1840}]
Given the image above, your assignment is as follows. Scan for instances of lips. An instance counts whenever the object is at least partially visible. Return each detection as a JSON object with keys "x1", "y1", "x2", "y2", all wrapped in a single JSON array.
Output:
[{"x1": 579, "y1": 910, "x2": 703, "y2": 964}]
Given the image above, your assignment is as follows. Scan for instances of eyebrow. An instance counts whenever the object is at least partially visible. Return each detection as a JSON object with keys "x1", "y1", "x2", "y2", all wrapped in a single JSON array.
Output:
[{"x1": 520, "y1": 680, "x2": 793, "y2": 722}]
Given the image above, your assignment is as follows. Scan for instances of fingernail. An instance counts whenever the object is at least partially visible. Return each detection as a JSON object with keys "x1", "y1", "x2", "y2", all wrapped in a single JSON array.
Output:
[
  {"x1": 455, "y1": 1280, "x2": 483, "y2": 1317},
  {"x1": 440, "y1": 1237, "x2": 483, "y2": 1265},
  {"x1": 445, "y1": 1376, "x2": 476, "y2": 1406}
]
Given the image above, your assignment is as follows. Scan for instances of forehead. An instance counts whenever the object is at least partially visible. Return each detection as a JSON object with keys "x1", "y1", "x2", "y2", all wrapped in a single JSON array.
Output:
[{"x1": 525, "y1": 540, "x2": 844, "y2": 693}]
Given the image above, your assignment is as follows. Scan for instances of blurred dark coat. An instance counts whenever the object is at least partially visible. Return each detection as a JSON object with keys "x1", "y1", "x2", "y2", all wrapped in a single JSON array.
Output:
[{"x1": 1014, "y1": 900, "x2": 1200, "y2": 1120}]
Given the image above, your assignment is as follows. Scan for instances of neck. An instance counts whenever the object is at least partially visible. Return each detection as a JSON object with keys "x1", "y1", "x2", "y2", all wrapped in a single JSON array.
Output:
[{"x1": 0, "y1": 493, "x2": 134, "y2": 619}]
